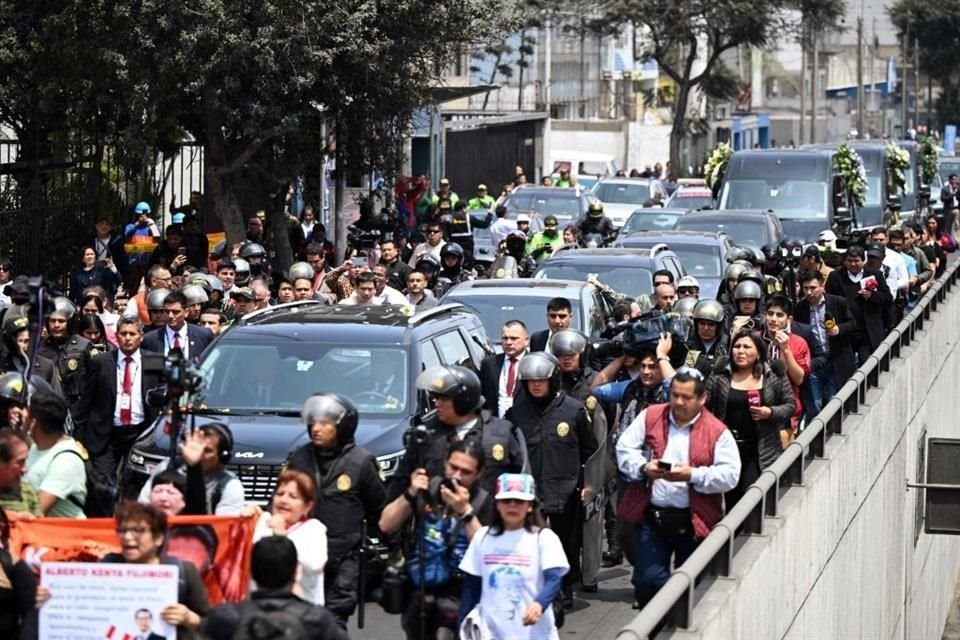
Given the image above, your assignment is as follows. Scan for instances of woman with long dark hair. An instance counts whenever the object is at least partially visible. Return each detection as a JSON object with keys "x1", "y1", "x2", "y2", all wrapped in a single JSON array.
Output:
[
  {"x1": 75, "y1": 314, "x2": 114, "y2": 357},
  {"x1": 69, "y1": 246, "x2": 120, "y2": 304},
  {"x1": 705, "y1": 331, "x2": 795, "y2": 510},
  {"x1": 458, "y1": 473, "x2": 569, "y2": 640}
]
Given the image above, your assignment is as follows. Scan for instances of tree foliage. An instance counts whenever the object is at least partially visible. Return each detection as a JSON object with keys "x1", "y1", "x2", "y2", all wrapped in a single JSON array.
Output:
[{"x1": 0, "y1": 0, "x2": 519, "y2": 261}]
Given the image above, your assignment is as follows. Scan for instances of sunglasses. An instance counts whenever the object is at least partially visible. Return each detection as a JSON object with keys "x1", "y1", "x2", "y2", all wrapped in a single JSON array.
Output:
[
  {"x1": 0, "y1": 266, "x2": 10, "y2": 272},
  {"x1": 675, "y1": 366, "x2": 705, "y2": 381}
]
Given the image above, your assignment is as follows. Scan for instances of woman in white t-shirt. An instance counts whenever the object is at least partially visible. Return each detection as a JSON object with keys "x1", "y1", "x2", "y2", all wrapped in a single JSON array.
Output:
[
  {"x1": 246, "y1": 469, "x2": 328, "y2": 605},
  {"x1": 458, "y1": 473, "x2": 569, "y2": 640}
]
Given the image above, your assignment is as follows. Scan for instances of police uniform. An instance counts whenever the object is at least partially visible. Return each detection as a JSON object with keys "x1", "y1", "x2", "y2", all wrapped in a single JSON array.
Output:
[
  {"x1": 684, "y1": 333, "x2": 730, "y2": 377},
  {"x1": 37, "y1": 335, "x2": 92, "y2": 423},
  {"x1": 286, "y1": 441, "x2": 385, "y2": 620},
  {"x1": 507, "y1": 389, "x2": 597, "y2": 590}
]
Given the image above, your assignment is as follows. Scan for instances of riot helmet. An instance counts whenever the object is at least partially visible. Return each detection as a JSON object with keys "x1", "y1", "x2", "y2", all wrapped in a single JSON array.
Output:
[
  {"x1": 673, "y1": 296, "x2": 698, "y2": 318},
  {"x1": 415, "y1": 365, "x2": 484, "y2": 415},
  {"x1": 181, "y1": 284, "x2": 209, "y2": 307},
  {"x1": 233, "y1": 257, "x2": 251, "y2": 286},
  {"x1": 547, "y1": 329, "x2": 588, "y2": 356},
  {"x1": 48, "y1": 297, "x2": 76, "y2": 321},
  {"x1": 733, "y1": 279, "x2": 763, "y2": 301},
  {"x1": 693, "y1": 299, "x2": 725, "y2": 324},
  {"x1": 301, "y1": 393, "x2": 359, "y2": 444},
  {"x1": 288, "y1": 262, "x2": 314, "y2": 281},
  {"x1": 146, "y1": 288, "x2": 172, "y2": 312},
  {"x1": 239, "y1": 242, "x2": 267, "y2": 261},
  {"x1": 516, "y1": 351, "x2": 562, "y2": 394}
]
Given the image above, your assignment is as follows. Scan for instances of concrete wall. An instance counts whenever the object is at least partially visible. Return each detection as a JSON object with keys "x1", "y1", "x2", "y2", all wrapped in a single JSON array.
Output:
[
  {"x1": 666, "y1": 282, "x2": 960, "y2": 640},
  {"x1": 546, "y1": 120, "x2": 627, "y2": 170}
]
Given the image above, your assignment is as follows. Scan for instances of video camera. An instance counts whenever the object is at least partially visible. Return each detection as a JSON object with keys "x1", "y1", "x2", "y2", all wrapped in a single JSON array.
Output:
[
  {"x1": 347, "y1": 225, "x2": 382, "y2": 251},
  {"x1": 143, "y1": 348, "x2": 204, "y2": 401},
  {"x1": 622, "y1": 309, "x2": 692, "y2": 366}
]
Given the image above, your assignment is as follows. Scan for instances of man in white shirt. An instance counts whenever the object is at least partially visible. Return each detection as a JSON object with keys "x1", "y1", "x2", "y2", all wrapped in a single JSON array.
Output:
[
  {"x1": 480, "y1": 320, "x2": 529, "y2": 416},
  {"x1": 488, "y1": 205, "x2": 516, "y2": 249},
  {"x1": 142, "y1": 290, "x2": 213, "y2": 362},
  {"x1": 615, "y1": 368, "x2": 740, "y2": 612},
  {"x1": 869, "y1": 228, "x2": 909, "y2": 298},
  {"x1": 371, "y1": 264, "x2": 407, "y2": 305},
  {"x1": 407, "y1": 222, "x2": 446, "y2": 267},
  {"x1": 339, "y1": 272, "x2": 383, "y2": 306},
  {"x1": 404, "y1": 271, "x2": 438, "y2": 308}
]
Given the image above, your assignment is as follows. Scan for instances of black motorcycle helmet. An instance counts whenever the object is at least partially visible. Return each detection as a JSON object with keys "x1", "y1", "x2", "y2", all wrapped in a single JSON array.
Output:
[
  {"x1": 725, "y1": 246, "x2": 757, "y2": 266},
  {"x1": 1, "y1": 314, "x2": 29, "y2": 356},
  {"x1": 414, "y1": 253, "x2": 441, "y2": 278},
  {"x1": 761, "y1": 242, "x2": 781, "y2": 263},
  {"x1": 516, "y1": 351, "x2": 562, "y2": 395},
  {"x1": 587, "y1": 201, "x2": 604, "y2": 218},
  {"x1": 415, "y1": 365, "x2": 484, "y2": 416},
  {"x1": 0, "y1": 371, "x2": 53, "y2": 407},
  {"x1": 301, "y1": 393, "x2": 359, "y2": 444},
  {"x1": 505, "y1": 231, "x2": 527, "y2": 258},
  {"x1": 440, "y1": 242, "x2": 465, "y2": 271},
  {"x1": 547, "y1": 329, "x2": 588, "y2": 356}
]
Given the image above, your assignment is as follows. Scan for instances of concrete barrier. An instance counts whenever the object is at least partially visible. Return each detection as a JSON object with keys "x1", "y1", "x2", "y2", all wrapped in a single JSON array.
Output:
[{"x1": 662, "y1": 282, "x2": 960, "y2": 639}]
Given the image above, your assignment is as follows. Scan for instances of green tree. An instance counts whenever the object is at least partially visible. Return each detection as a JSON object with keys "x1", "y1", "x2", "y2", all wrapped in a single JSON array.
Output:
[
  {"x1": 889, "y1": 0, "x2": 960, "y2": 130},
  {"x1": 596, "y1": 0, "x2": 845, "y2": 174}
]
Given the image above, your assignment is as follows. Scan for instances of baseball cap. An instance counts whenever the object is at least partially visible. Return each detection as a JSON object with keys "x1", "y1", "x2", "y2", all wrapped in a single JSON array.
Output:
[
  {"x1": 544, "y1": 215, "x2": 559, "y2": 228},
  {"x1": 803, "y1": 245, "x2": 821, "y2": 258},
  {"x1": 494, "y1": 473, "x2": 536, "y2": 501},
  {"x1": 517, "y1": 214, "x2": 531, "y2": 223},
  {"x1": 230, "y1": 286, "x2": 256, "y2": 301},
  {"x1": 439, "y1": 177, "x2": 450, "y2": 186},
  {"x1": 866, "y1": 243, "x2": 885, "y2": 260},
  {"x1": 477, "y1": 183, "x2": 487, "y2": 191}
]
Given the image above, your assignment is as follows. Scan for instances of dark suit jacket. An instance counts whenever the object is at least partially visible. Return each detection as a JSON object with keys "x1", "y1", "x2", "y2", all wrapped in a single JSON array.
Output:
[
  {"x1": 529, "y1": 330, "x2": 549, "y2": 352},
  {"x1": 825, "y1": 267, "x2": 891, "y2": 353},
  {"x1": 794, "y1": 293, "x2": 858, "y2": 387},
  {"x1": 142, "y1": 324, "x2": 213, "y2": 362},
  {"x1": 77, "y1": 349, "x2": 162, "y2": 459},
  {"x1": 480, "y1": 353, "x2": 506, "y2": 415}
]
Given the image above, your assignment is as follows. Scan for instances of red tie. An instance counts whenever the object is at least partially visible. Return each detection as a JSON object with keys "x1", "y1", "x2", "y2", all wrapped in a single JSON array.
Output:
[
  {"x1": 121, "y1": 356, "x2": 133, "y2": 425},
  {"x1": 506, "y1": 357, "x2": 517, "y2": 395},
  {"x1": 173, "y1": 332, "x2": 181, "y2": 351}
]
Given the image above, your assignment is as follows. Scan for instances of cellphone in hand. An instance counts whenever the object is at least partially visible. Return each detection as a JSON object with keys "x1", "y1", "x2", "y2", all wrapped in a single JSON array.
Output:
[
  {"x1": 747, "y1": 389, "x2": 762, "y2": 408},
  {"x1": 658, "y1": 460, "x2": 673, "y2": 472},
  {"x1": 441, "y1": 478, "x2": 457, "y2": 493},
  {"x1": 177, "y1": 246, "x2": 188, "y2": 256}
]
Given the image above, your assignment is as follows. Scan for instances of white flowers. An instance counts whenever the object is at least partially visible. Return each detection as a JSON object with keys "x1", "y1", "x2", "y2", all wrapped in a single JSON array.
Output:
[
  {"x1": 705, "y1": 142, "x2": 733, "y2": 198},
  {"x1": 885, "y1": 141, "x2": 910, "y2": 194},
  {"x1": 837, "y1": 143, "x2": 867, "y2": 208}
]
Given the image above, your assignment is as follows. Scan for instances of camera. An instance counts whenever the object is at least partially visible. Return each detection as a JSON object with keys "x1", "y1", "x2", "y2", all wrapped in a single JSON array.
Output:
[
  {"x1": 143, "y1": 348, "x2": 204, "y2": 401},
  {"x1": 347, "y1": 225, "x2": 381, "y2": 251}
]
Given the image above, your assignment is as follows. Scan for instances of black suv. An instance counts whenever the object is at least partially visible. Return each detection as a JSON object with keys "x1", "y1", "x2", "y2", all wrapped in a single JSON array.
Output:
[{"x1": 122, "y1": 302, "x2": 489, "y2": 502}]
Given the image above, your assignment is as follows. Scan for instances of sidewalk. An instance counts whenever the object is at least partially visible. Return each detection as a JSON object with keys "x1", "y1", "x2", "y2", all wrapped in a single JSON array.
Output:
[{"x1": 943, "y1": 572, "x2": 960, "y2": 639}]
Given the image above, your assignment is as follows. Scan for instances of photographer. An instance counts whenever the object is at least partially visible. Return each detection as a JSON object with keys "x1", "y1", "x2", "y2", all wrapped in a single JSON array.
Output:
[
  {"x1": 379, "y1": 440, "x2": 491, "y2": 640},
  {"x1": 724, "y1": 280, "x2": 764, "y2": 338},
  {"x1": 322, "y1": 251, "x2": 368, "y2": 302}
]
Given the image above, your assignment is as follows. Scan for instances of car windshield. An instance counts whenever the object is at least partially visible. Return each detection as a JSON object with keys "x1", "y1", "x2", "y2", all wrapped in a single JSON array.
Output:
[
  {"x1": 594, "y1": 182, "x2": 652, "y2": 204},
  {"x1": 621, "y1": 211, "x2": 684, "y2": 235},
  {"x1": 939, "y1": 160, "x2": 960, "y2": 183},
  {"x1": 675, "y1": 218, "x2": 769, "y2": 248},
  {"x1": 865, "y1": 173, "x2": 882, "y2": 206},
  {"x1": 444, "y1": 296, "x2": 583, "y2": 343},
  {"x1": 507, "y1": 192, "x2": 580, "y2": 221},
  {"x1": 665, "y1": 192, "x2": 713, "y2": 209},
  {"x1": 198, "y1": 342, "x2": 409, "y2": 415},
  {"x1": 535, "y1": 264, "x2": 654, "y2": 296},
  {"x1": 627, "y1": 243, "x2": 723, "y2": 278},
  {"x1": 720, "y1": 179, "x2": 828, "y2": 218}
]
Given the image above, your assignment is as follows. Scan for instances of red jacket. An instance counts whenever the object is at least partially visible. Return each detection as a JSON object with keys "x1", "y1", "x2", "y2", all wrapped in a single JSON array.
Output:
[{"x1": 634, "y1": 404, "x2": 727, "y2": 539}]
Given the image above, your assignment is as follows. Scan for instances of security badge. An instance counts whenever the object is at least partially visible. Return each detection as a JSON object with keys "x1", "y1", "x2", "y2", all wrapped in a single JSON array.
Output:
[
  {"x1": 336, "y1": 474, "x2": 352, "y2": 491},
  {"x1": 557, "y1": 422, "x2": 570, "y2": 437},
  {"x1": 585, "y1": 396, "x2": 597, "y2": 411},
  {"x1": 491, "y1": 444, "x2": 505, "y2": 461},
  {"x1": 67, "y1": 358, "x2": 79, "y2": 371}
]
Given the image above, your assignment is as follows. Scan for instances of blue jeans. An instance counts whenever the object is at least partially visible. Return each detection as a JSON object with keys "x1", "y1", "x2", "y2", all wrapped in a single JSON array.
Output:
[
  {"x1": 808, "y1": 366, "x2": 838, "y2": 416},
  {"x1": 632, "y1": 521, "x2": 698, "y2": 606}
]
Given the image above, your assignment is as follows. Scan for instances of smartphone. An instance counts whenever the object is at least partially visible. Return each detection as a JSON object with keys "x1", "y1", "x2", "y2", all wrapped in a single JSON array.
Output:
[
  {"x1": 747, "y1": 389, "x2": 762, "y2": 408},
  {"x1": 658, "y1": 460, "x2": 672, "y2": 472},
  {"x1": 441, "y1": 478, "x2": 457, "y2": 493},
  {"x1": 177, "y1": 246, "x2": 188, "y2": 256}
]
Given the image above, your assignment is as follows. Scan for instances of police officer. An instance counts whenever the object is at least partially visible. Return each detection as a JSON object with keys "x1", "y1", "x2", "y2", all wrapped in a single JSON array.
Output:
[
  {"x1": 0, "y1": 314, "x2": 60, "y2": 393},
  {"x1": 239, "y1": 241, "x2": 269, "y2": 277},
  {"x1": 502, "y1": 231, "x2": 536, "y2": 277},
  {"x1": 443, "y1": 200, "x2": 487, "y2": 270},
  {"x1": 437, "y1": 242, "x2": 473, "y2": 290},
  {"x1": 725, "y1": 279, "x2": 765, "y2": 337},
  {"x1": 577, "y1": 201, "x2": 616, "y2": 245},
  {"x1": 548, "y1": 329, "x2": 600, "y2": 404},
  {"x1": 527, "y1": 215, "x2": 564, "y2": 260},
  {"x1": 36, "y1": 297, "x2": 93, "y2": 429},
  {"x1": 506, "y1": 352, "x2": 598, "y2": 608},
  {"x1": 413, "y1": 365, "x2": 528, "y2": 494},
  {"x1": 684, "y1": 299, "x2": 728, "y2": 376},
  {"x1": 145, "y1": 287, "x2": 171, "y2": 333},
  {"x1": 719, "y1": 261, "x2": 750, "y2": 305},
  {"x1": 284, "y1": 393, "x2": 386, "y2": 626},
  {"x1": 181, "y1": 283, "x2": 209, "y2": 325},
  {"x1": 0, "y1": 371, "x2": 56, "y2": 430}
]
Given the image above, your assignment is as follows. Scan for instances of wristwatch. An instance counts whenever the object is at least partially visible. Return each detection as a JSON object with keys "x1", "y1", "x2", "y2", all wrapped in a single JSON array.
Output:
[
  {"x1": 657, "y1": 356, "x2": 670, "y2": 362},
  {"x1": 459, "y1": 507, "x2": 476, "y2": 524}
]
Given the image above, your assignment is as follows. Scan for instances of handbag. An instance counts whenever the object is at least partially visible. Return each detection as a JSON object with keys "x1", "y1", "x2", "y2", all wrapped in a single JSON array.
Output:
[{"x1": 616, "y1": 482, "x2": 648, "y2": 525}]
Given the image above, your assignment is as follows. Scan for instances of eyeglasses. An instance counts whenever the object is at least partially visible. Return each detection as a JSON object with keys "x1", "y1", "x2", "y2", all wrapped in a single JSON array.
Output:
[
  {"x1": 116, "y1": 526, "x2": 150, "y2": 536},
  {"x1": 0, "y1": 266, "x2": 10, "y2": 272},
  {"x1": 674, "y1": 366, "x2": 705, "y2": 381},
  {"x1": 427, "y1": 229, "x2": 442, "y2": 234}
]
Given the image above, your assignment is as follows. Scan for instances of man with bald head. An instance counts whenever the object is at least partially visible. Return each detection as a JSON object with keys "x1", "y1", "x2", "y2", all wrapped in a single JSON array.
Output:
[{"x1": 653, "y1": 283, "x2": 677, "y2": 311}]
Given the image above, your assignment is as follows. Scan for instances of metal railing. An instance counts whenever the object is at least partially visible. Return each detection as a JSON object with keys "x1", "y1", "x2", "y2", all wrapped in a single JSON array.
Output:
[{"x1": 618, "y1": 258, "x2": 960, "y2": 639}]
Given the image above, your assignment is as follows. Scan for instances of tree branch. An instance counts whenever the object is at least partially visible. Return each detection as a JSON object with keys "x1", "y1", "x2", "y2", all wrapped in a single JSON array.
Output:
[{"x1": 208, "y1": 123, "x2": 297, "y2": 177}]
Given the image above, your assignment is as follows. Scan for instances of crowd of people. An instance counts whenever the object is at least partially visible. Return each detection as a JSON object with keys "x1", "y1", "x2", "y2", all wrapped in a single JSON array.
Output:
[{"x1": 0, "y1": 162, "x2": 954, "y2": 640}]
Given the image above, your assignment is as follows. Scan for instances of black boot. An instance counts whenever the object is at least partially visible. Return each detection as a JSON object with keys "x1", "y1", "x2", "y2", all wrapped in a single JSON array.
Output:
[
  {"x1": 602, "y1": 543, "x2": 623, "y2": 567},
  {"x1": 562, "y1": 583, "x2": 574, "y2": 610}
]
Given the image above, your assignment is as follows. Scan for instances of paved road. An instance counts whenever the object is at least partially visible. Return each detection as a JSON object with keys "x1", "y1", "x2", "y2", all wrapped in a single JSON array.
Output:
[{"x1": 349, "y1": 562, "x2": 640, "y2": 639}]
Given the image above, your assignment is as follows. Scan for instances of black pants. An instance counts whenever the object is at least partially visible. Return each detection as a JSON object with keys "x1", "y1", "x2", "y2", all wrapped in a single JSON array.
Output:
[
  {"x1": 100, "y1": 423, "x2": 147, "y2": 486},
  {"x1": 325, "y1": 550, "x2": 360, "y2": 624},
  {"x1": 401, "y1": 581, "x2": 460, "y2": 640},
  {"x1": 725, "y1": 449, "x2": 761, "y2": 513},
  {"x1": 547, "y1": 492, "x2": 582, "y2": 588}
]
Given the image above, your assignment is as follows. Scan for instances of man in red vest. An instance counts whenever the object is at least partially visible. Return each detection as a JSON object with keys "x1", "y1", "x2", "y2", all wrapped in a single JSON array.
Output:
[{"x1": 615, "y1": 367, "x2": 741, "y2": 616}]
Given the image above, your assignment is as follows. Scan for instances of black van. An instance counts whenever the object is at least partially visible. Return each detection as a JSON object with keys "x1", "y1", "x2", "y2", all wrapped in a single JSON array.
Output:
[{"x1": 717, "y1": 148, "x2": 847, "y2": 243}]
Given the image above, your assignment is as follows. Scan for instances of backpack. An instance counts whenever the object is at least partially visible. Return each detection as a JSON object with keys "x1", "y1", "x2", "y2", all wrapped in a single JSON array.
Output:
[
  {"x1": 233, "y1": 598, "x2": 309, "y2": 640},
  {"x1": 50, "y1": 442, "x2": 116, "y2": 517}
]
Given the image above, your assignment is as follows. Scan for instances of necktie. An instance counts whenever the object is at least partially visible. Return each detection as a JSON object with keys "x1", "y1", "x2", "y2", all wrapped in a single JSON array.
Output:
[
  {"x1": 121, "y1": 356, "x2": 133, "y2": 425},
  {"x1": 506, "y1": 357, "x2": 517, "y2": 396},
  {"x1": 173, "y1": 331, "x2": 182, "y2": 351}
]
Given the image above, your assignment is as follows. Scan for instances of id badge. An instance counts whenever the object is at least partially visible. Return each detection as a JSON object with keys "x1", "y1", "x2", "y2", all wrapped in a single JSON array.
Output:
[{"x1": 119, "y1": 394, "x2": 132, "y2": 410}]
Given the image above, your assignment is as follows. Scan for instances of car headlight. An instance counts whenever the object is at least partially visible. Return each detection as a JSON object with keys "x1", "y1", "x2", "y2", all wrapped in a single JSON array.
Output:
[
  {"x1": 127, "y1": 449, "x2": 167, "y2": 475},
  {"x1": 377, "y1": 450, "x2": 405, "y2": 480}
]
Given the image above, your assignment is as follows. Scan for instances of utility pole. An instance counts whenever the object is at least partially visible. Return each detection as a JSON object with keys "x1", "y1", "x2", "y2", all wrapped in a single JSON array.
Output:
[
  {"x1": 800, "y1": 24, "x2": 807, "y2": 146},
  {"x1": 579, "y1": 18, "x2": 586, "y2": 119},
  {"x1": 544, "y1": 17, "x2": 552, "y2": 112},
  {"x1": 913, "y1": 37, "x2": 920, "y2": 134},
  {"x1": 811, "y1": 35, "x2": 819, "y2": 143},
  {"x1": 856, "y1": 16, "x2": 864, "y2": 139},
  {"x1": 901, "y1": 23, "x2": 909, "y2": 136}
]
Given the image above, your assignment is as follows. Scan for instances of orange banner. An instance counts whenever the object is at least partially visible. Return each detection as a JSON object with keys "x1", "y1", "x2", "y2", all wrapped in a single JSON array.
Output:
[
  {"x1": 9, "y1": 514, "x2": 257, "y2": 605},
  {"x1": 124, "y1": 232, "x2": 227, "y2": 256}
]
